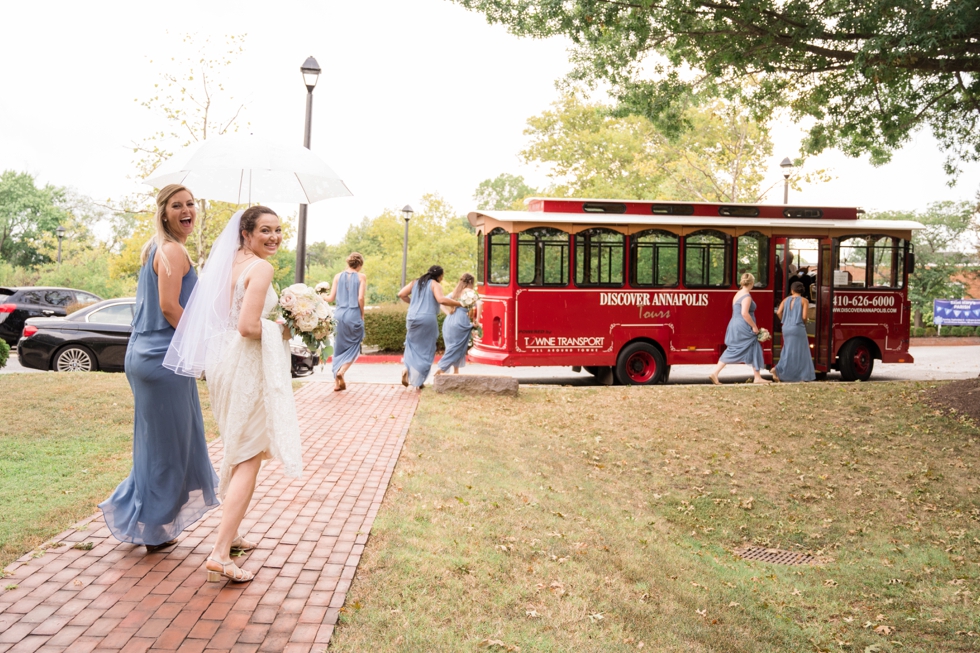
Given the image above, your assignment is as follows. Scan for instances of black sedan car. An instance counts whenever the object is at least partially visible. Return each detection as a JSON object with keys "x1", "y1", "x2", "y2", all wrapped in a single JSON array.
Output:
[
  {"x1": 0, "y1": 286, "x2": 103, "y2": 346},
  {"x1": 18, "y1": 298, "x2": 135, "y2": 372},
  {"x1": 18, "y1": 297, "x2": 320, "y2": 376}
]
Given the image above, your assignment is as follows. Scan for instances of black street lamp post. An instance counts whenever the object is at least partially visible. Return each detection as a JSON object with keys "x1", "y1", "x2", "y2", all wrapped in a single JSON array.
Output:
[
  {"x1": 56, "y1": 225, "x2": 65, "y2": 264},
  {"x1": 400, "y1": 205, "x2": 413, "y2": 287},
  {"x1": 295, "y1": 56, "x2": 321, "y2": 283},
  {"x1": 780, "y1": 157, "x2": 794, "y2": 204}
]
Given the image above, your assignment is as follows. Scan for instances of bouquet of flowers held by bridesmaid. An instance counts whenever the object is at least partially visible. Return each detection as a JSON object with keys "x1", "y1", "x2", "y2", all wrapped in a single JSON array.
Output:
[
  {"x1": 756, "y1": 327, "x2": 771, "y2": 343},
  {"x1": 272, "y1": 282, "x2": 334, "y2": 358},
  {"x1": 458, "y1": 288, "x2": 482, "y2": 339}
]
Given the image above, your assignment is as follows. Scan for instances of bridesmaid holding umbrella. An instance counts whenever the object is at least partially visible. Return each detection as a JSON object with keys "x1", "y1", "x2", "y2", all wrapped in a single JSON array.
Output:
[{"x1": 323, "y1": 252, "x2": 366, "y2": 391}]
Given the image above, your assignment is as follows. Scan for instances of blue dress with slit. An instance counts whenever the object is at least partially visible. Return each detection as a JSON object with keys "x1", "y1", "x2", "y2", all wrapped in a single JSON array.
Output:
[
  {"x1": 718, "y1": 295, "x2": 765, "y2": 371},
  {"x1": 99, "y1": 245, "x2": 219, "y2": 545},
  {"x1": 774, "y1": 296, "x2": 816, "y2": 382},
  {"x1": 331, "y1": 271, "x2": 364, "y2": 378},
  {"x1": 403, "y1": 280, "x2": 439, "y2": 387},
  {"x1": 438, "y1": 305, "x2": 472, "y2": 372}
]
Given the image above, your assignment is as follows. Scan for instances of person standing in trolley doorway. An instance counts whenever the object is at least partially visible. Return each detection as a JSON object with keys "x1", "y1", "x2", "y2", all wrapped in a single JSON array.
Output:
[
  {"x1": 323, "y1": 252, "x2": 366, "y2": 392},
  {"x1": 772, "y1": 281, "x2": 816, "y2": 383},
  {"x1": 709, "y1": 272, "x2": 771, "y2": 385},
  {"x1": 397, "y1": 265, "x2": 463, "y2": 389}
]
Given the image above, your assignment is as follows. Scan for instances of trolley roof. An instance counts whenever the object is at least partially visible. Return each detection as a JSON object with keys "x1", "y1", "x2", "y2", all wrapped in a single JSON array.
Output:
[{"x1": 466, "y1": 209, "x2": 924, "y2": 232}]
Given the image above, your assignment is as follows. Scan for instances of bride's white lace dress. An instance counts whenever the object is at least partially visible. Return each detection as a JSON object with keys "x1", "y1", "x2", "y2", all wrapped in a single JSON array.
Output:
[{"x1": 206, "y1": 261, "x2": 303, "y2": 498}]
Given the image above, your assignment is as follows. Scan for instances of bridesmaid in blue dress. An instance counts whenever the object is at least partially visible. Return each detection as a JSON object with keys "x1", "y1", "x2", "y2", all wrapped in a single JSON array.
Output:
[
  {"x1": 324, "y1": 252, "x2": 366, "y2": 391},
  {"x1": 709, "y1": 272, "x2": 771, "y2": 385},
  {"x1": 397, "y1": 265, "x2": 463, "y2": 389},
  {"x1": 99, "y1": 185, "x2": 219, "y2": 550},
  {"x1": 772, "y1": 281, "x2": 816, "y2": 383},
  {"x1": 435, "y1": 273, "x2": 477, "y2": 375}
]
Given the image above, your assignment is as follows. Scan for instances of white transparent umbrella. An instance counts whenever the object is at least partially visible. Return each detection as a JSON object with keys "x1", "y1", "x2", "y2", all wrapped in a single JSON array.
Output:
[{"x1": 144, "y1": 134, "x2": 352, "y2": 204}]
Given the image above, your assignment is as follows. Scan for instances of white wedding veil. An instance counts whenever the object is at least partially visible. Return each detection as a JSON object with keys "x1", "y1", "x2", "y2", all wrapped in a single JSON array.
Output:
[{"x1": 164, "y1": 210, "x2": 244, "y2": 377}]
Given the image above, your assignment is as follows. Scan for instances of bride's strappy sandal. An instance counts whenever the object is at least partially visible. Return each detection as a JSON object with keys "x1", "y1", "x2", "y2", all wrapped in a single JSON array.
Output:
[
  {"x1": 230, "y1": 535, "x2": 257, "y2": 552},
  {"x1": 206, "y1": 556, "x2": 254, "y2": 583}
]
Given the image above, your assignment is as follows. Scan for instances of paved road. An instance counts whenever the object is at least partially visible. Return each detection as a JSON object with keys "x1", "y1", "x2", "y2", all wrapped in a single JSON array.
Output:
[{"x1": 5, "y1": 346, "x2": 976, "y2": 385}]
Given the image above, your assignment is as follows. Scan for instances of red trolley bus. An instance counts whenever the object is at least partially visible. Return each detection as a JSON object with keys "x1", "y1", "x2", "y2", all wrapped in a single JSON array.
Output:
[{"x1": 467, "y1": 198, "x2": 922, "y2": 384}]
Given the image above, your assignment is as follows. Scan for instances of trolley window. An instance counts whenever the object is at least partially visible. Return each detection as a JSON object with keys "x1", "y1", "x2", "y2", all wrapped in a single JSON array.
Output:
[
  {"x1": 518, "y1": 227, "x2": 569, "y2": 286},
  {"x1": 631, "y1": 230, "x2": 679, "y2": 287},
  {"x1": 835, "y1": 236, "x2": 868, "y2": 288},
  {"x1": 476, "y1": 230, "x2": 485, "y2": 285},
  {"x1": 869, "y1": 236, "x2": 906, "y2": 289},
  {"x1": 575, "y1": 228, "x2": 624, "y2": 287},
  {"x1": 736, "y1": 231, "x2": 769, "y2": 288},
  {"x1": 488, "y1": 228, "x2": 510, "y2": 285},
  {"x1": 684, "y1": 230, "x2": 731, "y2": 288}
]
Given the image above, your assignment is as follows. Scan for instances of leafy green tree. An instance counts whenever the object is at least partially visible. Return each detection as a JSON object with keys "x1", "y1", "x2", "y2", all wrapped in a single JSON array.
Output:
[
  {"x1": 454, "y1": 0, "x2": 980, "y2": 175},
  {"x1": 474, "y1": 173, "x2": 539, "y2": 210},
  {"x1": 0, "y1": 171, "x2": 69, "y2": 267},
  {"x1": 870, "y1": 201, "x2": 979, "y2": 326},
  {"x1": 306, "y1": 195, "x2": 476, "y2": 304},
  {"x1": 522, "y1": 94, "x2": 773, "y2": 202}
]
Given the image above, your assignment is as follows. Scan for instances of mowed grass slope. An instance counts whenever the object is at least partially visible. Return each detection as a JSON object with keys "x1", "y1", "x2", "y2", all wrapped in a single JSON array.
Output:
[
  {"x1": 0, "y1": 373, "x2": 218, "y2": 570},
  {"x1": 331, "y1": 383, "x2": 980, "y2": 653}
]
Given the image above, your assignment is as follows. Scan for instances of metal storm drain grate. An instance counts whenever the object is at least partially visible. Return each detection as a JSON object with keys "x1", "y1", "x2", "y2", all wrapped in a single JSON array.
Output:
[{"x1": 734, "y1": 546, "x2": 822, "y2": 566}]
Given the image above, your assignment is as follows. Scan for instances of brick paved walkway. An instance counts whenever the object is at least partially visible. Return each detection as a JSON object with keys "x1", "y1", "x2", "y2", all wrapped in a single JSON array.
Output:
[{"x1": 0, "y1": 383, "x2": 418, "y2": 653}]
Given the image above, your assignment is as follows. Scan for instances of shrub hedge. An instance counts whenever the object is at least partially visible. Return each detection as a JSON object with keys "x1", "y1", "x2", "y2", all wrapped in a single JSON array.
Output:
[
  {"x1": 0, "y1": 339, "x2": 8, "y2": 369},
  {"x1": 911, "y1": 326, "x2": 925, "y2": 337},
  {"x1": 362, "y1": 304, "x2": 446, "y2": 353},
  {"x1": 924, "y1": 327, "x2": 937, "y2": 337}
]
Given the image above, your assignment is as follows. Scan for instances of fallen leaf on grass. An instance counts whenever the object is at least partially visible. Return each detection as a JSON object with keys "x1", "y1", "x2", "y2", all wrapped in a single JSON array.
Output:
[
  {"x1": 728, "y1": 601, "x2": 740, "y2": 607},
  {"x1": 823, "y1": 579, "x2": 838, "y2": 587},
  {"x1": 739, "y1": 497, "x2": 754, "y2": 510},
  {"x1": 588, "y1": 612, "x2": 604, "y2": 623},
  {"x1": 874, "y1": 625, "x2": 894, "y2": 635},
  {"x1": 479, "y1": 639, "x2": 520, "y2": 652},
  {"x1": 525, "y1": 609, "x2": 540, "y2": 618},
  {"x1": 864, "y1": 645, "x2": 882, "y2": 653},
  {"x1": 696, "y1": 608, "x2": 707, "y2": 617}
]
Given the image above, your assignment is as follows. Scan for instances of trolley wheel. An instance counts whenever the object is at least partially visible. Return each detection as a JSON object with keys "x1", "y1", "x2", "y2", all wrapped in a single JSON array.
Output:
[
  {"x1": 838, "y1": 339, "x2": 874, "y2": 382},
  {"x1": 615, "y1": 342, "x2": 667, "y2": 385},
  {"x1": 54, "y1": 345, "x2": 97, "y2": 372}
]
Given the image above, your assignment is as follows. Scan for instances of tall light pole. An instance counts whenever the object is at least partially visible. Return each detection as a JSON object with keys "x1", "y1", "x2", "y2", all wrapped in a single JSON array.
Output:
[
  {"x1": 780, "y1": 157, "x2": 793, "y2": 204},
  {"x1": 295, "y1": 56, "x2": 321, "y2": 283},
  {"x1": 56, "y1": 225, "x2": 65, "y2": 264},
  {"x1": 400, "y1": 205, "x2": 413, "y2": 287}
]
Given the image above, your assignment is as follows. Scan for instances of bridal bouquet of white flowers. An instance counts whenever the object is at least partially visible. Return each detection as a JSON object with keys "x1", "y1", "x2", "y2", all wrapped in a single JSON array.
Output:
[
  {"x1": 756, "y1": 327, "x2": 771, "y2": 343},
  {"x1": 276, "y1": 282, "x2": 334, "y2": 357},
  {"x1": 459, "y1": 288, "x2": 479, "y2": 309},
  {"x1": 314, "y1": 281, "x2": 330, "y2": 296}
]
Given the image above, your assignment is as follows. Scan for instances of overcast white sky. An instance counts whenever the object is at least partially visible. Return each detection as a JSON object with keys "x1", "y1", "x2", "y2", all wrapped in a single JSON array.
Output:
[{"x1": 2, "y1": 0, "x2": 978, "y2": 247}]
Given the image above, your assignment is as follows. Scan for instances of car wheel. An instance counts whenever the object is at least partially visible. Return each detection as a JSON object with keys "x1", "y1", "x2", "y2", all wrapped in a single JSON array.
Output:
[
  {"x1": 614, "y1": 342, "x2": 667, "y2": 385},
  {"x1": 55, "y1": 346, "x2": 97, "y2": 372},
  {"x1": 838, "y1": 339, "x2": 874, "y2": 382}
]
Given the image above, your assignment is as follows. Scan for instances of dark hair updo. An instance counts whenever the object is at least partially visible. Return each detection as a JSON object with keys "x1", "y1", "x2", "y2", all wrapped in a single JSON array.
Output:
[
  {"x1": 415, "y1": 265, "x2": 444, "y2": 292},
  {"x1": 239, "y1": 206, "x2": 279, "y2": 247}
]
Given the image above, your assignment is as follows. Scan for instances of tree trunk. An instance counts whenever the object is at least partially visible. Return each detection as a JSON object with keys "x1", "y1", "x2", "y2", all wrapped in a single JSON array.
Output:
[{"x1": 914, "y1": 309, "x2": 923, "y2": 328}]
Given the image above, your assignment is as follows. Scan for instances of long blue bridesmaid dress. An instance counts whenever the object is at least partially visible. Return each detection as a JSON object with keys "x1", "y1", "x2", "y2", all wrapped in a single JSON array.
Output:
[
  {"x1": 774, "y1": 296, "x2": 816, "y2": 382},
  {"x1": 331, "y1": 271, "x2": 364, "y2": 378},
  {"x1": 99, "y1": 244, "x2": 219, "y2": 545},
  {"x1": 718, "y1": 295, "x2": 765, "y2": 371},
  {"x1": 403, "y1": 280, "x2": 439, "y2": 387},
  {"x1": 437, "y1": 305, "x2": 472, "y2": 372}
]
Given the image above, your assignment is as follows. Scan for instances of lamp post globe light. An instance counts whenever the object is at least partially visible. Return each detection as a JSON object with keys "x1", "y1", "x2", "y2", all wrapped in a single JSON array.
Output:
[
  {"x1": 400, "y1": 205, "x2": 413, "y2": 288},
  {"x1": 55, "y1": 225, "x2": 66, "y2": 264},
  {"x1": 780, "y1": 157, "x2": 794, "y2": 205},
  {"x1": 295, "y1": 56, "x2": 321, "y2": 283}
]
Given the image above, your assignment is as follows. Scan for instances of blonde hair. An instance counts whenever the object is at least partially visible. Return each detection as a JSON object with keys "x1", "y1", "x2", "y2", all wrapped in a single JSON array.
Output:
[
  {"x1": 346, "y1": 252, "x2": 364, "y2": 270},
  {"x1": 450, "y1": 273, "x2": 475, "y2": 300},
  {"x1": 739, "y1": 272, "x2": 756, "y2": 288},
  {"x1": 140, "y1": 184, "x2": 194, "y2": 276}
]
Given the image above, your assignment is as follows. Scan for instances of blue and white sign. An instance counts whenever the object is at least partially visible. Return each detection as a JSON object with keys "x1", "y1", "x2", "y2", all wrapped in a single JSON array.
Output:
[{"x1": 933, "y1": 299, "x2": 980, "y2": 326}]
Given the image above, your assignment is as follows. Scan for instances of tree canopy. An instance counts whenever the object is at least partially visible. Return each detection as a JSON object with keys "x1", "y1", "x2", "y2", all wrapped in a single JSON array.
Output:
[
  {"x1": 521, "y1": 94, "x2": 773, "y2": 202},
  {"x1": 474, "y1": 173, "x2": 539, "y2": 210},
  {"x1": 454, "y1": 0, "x2": 980, "y2": 175},
  {"x1": 0, "y1": 171, "x2": 69, "y2": 268}
]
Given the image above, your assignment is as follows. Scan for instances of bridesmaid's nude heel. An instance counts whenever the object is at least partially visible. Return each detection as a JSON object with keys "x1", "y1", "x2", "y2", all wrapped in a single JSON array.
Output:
[{"x1": 205, "y1": 556, "x2": 253, "y2": 583}]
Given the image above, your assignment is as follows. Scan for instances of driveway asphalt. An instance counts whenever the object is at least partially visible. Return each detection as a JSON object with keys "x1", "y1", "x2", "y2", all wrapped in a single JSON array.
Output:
[{"x1": 4, "y1": 346, "x2": 976, "y2": 386}]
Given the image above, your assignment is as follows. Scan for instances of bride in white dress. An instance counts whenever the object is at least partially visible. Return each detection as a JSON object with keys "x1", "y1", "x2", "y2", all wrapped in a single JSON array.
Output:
[{"x1": 165, "y1": 206, "x2": 302, "y2": 583}]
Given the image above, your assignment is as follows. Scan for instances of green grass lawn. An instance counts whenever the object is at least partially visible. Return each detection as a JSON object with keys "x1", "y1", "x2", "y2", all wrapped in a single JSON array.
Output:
[
  {"x1": 330, "y1": 382, "x2": 980, "y2": 653},
  {"x1": 0, "y1": 373, "x2": 218, "y2": 571}
]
